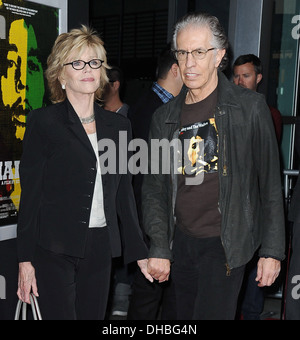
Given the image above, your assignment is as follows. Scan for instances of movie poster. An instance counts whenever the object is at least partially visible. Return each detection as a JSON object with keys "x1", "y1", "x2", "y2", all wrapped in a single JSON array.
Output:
[{"x1": 0, "y1": 0, "x2": 58, "y2": 226}]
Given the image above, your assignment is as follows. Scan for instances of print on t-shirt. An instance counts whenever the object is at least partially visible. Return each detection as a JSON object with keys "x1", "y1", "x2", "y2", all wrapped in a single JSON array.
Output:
[{"x1": 178, "y1": 118, "x2": 218, "y2": 185}]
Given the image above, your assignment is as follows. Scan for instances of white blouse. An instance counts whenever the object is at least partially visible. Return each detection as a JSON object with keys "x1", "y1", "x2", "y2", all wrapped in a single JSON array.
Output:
[{"x1": 87, "y1": 132, "x2": 106, "y2": 228}]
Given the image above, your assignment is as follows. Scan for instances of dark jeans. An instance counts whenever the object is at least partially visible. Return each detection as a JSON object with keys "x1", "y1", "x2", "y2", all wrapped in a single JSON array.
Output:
[
  {"x1": 239, "y1": 254, "x2": 264, "y2": 320},
  {"x1": 33, "y1": 228, "x2": 112, "y2": 320},
  {"x1": 172, "y1": 228, "x2": 245, "y2": 320}
]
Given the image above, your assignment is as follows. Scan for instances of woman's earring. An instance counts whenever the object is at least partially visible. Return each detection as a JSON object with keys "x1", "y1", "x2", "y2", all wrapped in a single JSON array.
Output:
[{"x1": 62, "y1": 84, "x2": 66, "y2": 90}]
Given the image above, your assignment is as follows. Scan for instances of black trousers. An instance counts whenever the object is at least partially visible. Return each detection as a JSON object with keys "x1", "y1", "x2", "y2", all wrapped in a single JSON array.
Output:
[
  {"x1": 239, "y1": 254, "x2": 264, "y2": 320},
  {"x1": 172, "y1": 228, "x2": 245, "y2": 320},
  {"x1": 33, "y1": 228, "x2": 112, "y2": 320},
  {"x1": 127, "y1": 266, "x2": 176, "y2": 320},
  {"x1": 0, "y1": 239, "x2": 19, "y2": 320}
]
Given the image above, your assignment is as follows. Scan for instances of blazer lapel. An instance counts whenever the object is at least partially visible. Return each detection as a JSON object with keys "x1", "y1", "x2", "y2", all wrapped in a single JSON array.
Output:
[
  {"x1": 62, "y1": 99, "x2": 96, "y2": 159},
  {"x1": 94, "y1": 104, "x2": 122, "y2": 176},
  {"x1": 60, "y1": 100, "x2": 118, "y2": 161},
  {"x1": 94, "y1": 103, "x2": 116, "y2": 141}
]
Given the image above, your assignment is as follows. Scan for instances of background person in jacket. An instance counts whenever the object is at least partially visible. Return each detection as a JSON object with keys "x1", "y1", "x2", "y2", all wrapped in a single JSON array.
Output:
[
  {"x1": 102, "y1": 65, "x2": 133, "y2": 318},
  {"x1": 285, "y1": 116, "x2": 300, "y2": 320},
  {"x1": 233, "y1": 54, "x2": 282, "y2": 144},
  {"x1": 127, "y1": 45, "x2": 183, "y2": 320},
  {"x1": 233, "y1": 54, "x2": 283, "y2": 320},
  {"x1": 103, "y1": 66, "x2": 129, "y2": 118},
  {"x1": 16, "y1": 25, "x2": 149, "y2": 320},
  {"x1": 141, "y1": 12, "x2": 285, "y2": 320}
]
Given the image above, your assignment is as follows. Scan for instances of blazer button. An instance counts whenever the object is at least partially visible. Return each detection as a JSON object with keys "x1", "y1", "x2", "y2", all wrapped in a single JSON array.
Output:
[{"x1": 79, "y1": 221, "x2": 87, "y2": 224}]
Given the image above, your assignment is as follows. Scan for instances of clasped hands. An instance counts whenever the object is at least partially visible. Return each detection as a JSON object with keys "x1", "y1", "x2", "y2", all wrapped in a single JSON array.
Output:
[
  {"x1": 138, "y1": 258, "x2": 170, "y2": 283},
  {"x1": 138, "y1": 257, "x2": 281, "y2": 286},
  {"x1": 18, "y1": 258, "x2": 169, "y2": 303}
]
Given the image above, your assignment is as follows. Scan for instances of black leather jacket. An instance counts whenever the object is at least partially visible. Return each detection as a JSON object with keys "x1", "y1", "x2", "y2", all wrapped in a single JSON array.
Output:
[{"x1": 142, "y1": 71, "x2": 286, "y2": 269}]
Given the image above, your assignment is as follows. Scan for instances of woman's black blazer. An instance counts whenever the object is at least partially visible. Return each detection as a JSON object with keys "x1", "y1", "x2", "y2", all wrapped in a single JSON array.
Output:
[{"x1": 17, "y1": 99, "x2": 148, "y2": 263}]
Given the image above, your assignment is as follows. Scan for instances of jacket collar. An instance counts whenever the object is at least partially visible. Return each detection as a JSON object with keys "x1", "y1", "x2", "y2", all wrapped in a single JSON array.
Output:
[
  {"x1": 216, "y1": 71, "x2": 241, "y2": 109},
  {"x1": 164, "y1": 70, "x2": 239, "y2": 124},
  {"x1": 60, "y1": 99, "x2": 115, "y2": 159},
  {"x1": 164, "y1": 86, "x2": 187, "y2": 124}
]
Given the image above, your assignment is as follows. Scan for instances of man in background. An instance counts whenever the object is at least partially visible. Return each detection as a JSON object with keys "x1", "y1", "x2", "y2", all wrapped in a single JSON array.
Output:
[
  {"x1": 103, "y1": 66, "x2": 129, "y2": 118},
  {"x1": 102, "y1": 65, "x2": 132, "y2": 317},
  {"x1": 233, "y1": 54, "x2": 283, "y2": 320},
  {"x1": 233, "y1": 54, "x2": 282, "y2": 143},
  {"x1": 127, "y1": 45, "x2": 183, "y2": 320}
]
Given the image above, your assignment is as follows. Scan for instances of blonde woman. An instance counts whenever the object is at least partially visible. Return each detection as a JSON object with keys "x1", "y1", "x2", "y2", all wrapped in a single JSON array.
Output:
[{"x1": 16, "y1": 26, "x2": 149, "y2": 320}]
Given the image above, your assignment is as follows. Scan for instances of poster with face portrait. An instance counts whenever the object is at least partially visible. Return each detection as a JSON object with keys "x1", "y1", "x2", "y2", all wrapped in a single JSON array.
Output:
[{"x1": 0, "y1": 0, "x2": 58, "y2": 227}]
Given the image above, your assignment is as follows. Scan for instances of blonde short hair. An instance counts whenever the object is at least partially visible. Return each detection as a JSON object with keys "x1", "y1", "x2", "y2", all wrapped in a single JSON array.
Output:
[{"x1": 45, "y1": 25, "x2": 110, "y2": 103}]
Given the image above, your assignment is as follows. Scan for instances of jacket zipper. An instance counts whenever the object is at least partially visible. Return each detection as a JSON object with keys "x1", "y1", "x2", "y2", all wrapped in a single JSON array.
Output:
[
  {"x1": 225, "y1": 263, "x2": 231, "y2": 276},
  {"x1": 222, "y1": 134, "x2": 230, "y2": 275},
  {"x1": 217, "y1": 111, "x2": 230, "y2": 275}
]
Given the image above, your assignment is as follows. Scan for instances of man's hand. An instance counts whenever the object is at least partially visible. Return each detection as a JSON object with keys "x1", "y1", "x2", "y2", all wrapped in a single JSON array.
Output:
[
  {"x1": 256, "y1": 257, "x2": 281, "y2": 287},
  {"x1": 147, "y1": 258, "x2": 170, "y2": 283},
  {"x1": 17, "y1": 262, "x2": 38, "y2": 303}
]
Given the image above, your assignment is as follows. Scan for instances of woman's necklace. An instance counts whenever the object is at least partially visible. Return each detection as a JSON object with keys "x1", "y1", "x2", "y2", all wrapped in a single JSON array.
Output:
[{"x1": 79, "y1": 113, "x2": 95, "y2": 124}]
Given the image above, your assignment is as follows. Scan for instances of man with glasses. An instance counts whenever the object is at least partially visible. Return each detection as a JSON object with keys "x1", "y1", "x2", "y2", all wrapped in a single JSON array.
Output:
[{"x1": 141, "y1": 12, "x2": 285, "y2": 319}]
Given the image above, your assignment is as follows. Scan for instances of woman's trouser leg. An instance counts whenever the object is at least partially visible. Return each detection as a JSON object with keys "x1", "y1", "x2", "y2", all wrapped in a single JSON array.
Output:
[{"x1": 34, "y1": 228, "x2": 111, "y2": 320}]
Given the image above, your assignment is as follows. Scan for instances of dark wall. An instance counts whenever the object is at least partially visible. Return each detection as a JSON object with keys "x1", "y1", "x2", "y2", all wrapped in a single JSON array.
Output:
[{"x1": 68, "y1": 0, "x2": 89, "y2": 30}]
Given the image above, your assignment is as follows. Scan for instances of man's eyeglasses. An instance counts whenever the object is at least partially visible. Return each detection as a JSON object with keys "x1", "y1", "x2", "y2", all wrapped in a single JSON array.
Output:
[
  {"x1": 63, "y1": 59, "x2": 104, "y2": 70},
  {"x1": 174, "y1": 48, "x2": 216, "y2": 61}
]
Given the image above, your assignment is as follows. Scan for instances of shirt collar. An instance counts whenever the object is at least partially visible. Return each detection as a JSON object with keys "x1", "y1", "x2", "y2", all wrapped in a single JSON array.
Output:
[{"x1": 152, "y1": 82, "x2": 174, "y2": 104}]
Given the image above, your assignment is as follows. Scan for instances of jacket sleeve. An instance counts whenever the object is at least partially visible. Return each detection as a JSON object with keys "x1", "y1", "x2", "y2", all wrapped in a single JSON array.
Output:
[
  {"x1": 252, "y1": 96, "x2": 286, "y2": 261},
  {"x1": 141, "y1": 109, "x2": 173, "y2": 260},
  {"x1": 17, "y1": 110, "x2": 46, "y2": 263},
  {"x1": 116, "y1": 120, "x2": 148, "y2": 264}
]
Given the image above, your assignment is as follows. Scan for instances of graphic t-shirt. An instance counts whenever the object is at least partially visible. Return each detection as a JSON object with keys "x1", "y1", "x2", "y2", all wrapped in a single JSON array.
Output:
[{"x1": 175, "y1": 88, "x2": 221, "y2": 238}]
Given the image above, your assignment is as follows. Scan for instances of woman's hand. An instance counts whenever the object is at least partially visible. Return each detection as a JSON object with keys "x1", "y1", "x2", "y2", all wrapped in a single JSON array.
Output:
[
  {"x1": 137, "y1": 259, "x2": 154, "y2": 283},
  {"x1": 17, "y1": 262, "x2": 38, "y2": 303}
]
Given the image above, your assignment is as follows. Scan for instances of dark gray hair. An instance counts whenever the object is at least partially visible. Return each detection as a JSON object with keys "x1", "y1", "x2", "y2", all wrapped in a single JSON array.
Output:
[{"x1": 172, "y1": 12, "x2": 229, "y2": 71}]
